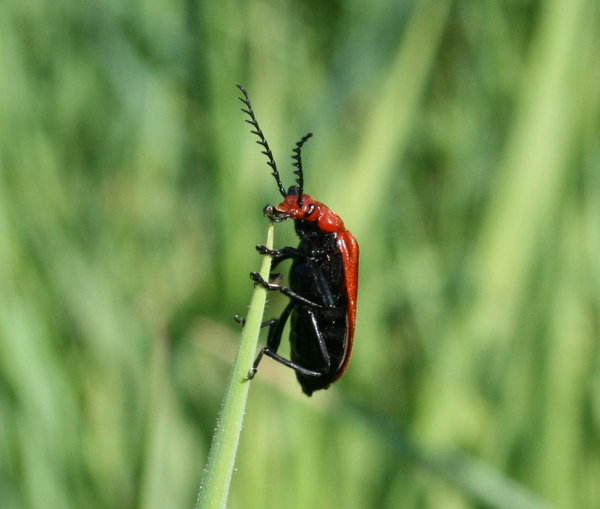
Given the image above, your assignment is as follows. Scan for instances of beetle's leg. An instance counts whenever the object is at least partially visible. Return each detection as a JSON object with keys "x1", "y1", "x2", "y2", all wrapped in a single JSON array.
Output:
[
  {"x1": 247, "y1": 302, "x2": 324, "y2": 379},
  {"x1": 304, "y1": 261, "x2": 337, "y2": 309},
  {"x1": 249, "y1": 349, "x2": 324, "y2": 379},
  {"x1": 270, "y1": 256, "x2": 290, "y2": 272},
  {"x1": 256, "y1": 245, "x2": 305, "y2": 258},
  {"x1": 257, "y1": 244, "x2": 328, "y2": 259},
  {"x1": 268, "y1": 273, "x2": 283, "y2": 284},
  {"x1": 242, "y1": 307, "x2": 334, "y2": 371},
  {"x1": 259, "y1": 257, "x2": 337, "y2": 309},
  {"x1": 234, "y1": 315, "x2": 278, "y2": 329},
  {"x1": 247, "y1": 301, "x2": 290, "y2": 377},
  {"x1": 256, "y1": 245, "x2": 308, "y2": 271},
  {"x1": 307, "y1": 309, "x2": 332, "y2": 372},
  {"x1": 249, "y1": 272, "x2": 323, "y2": 308},
  {"x1": 263, "y1": 303, "x2": 292, "y2": 352}
]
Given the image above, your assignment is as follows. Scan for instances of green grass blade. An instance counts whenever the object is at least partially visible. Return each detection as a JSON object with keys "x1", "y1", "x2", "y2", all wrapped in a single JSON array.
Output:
[{"x1": 196, "y1": 222, "x2": 274, "y2": 509}]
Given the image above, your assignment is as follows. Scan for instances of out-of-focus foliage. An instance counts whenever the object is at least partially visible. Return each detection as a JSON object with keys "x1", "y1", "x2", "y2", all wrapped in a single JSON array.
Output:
[{"x1": 0, "y1": 0, "x2": 598, "y2": 507}]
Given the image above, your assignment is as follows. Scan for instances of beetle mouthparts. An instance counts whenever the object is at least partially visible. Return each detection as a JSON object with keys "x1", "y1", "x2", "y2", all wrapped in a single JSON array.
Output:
[{"x1": 263, "y1": 204, "x2": 290, "y2": 222}]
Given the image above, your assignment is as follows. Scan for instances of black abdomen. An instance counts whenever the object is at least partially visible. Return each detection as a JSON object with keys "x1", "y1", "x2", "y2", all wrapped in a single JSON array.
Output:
[{"x1": 288, "y1": 237, "x2": 348, "y2": 396}]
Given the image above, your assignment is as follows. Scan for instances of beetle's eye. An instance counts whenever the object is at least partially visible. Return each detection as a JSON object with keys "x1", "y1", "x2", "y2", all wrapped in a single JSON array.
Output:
[{"x1": 305, "y1": 203, "x2": 315, "y2": 217}]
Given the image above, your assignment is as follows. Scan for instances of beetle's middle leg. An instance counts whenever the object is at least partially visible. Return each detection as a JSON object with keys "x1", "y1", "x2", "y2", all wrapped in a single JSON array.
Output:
[
  {"x1": 234, "y1": 315, "x2": 278, "y2": 328},
  {"x1": 249, "y1": 272, "x2": 324, "y2": 308}
]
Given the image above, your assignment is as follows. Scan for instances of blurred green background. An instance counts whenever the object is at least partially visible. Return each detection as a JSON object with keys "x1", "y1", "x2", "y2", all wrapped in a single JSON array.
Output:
[{"x1": 1, "y1": 0, "x2": 599, "y2": 507}]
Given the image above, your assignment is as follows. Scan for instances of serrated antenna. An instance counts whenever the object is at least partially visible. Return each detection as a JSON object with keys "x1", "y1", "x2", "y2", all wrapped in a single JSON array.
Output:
[
  {"x1": 236, "y1": 84, "x2": 287, "y2": 198},
  {"x1": 291, "y1": 133, "x2": 313, "y2": 207}
]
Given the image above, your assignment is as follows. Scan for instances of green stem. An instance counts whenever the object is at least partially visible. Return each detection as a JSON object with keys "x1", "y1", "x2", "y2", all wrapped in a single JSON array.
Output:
[{"x1": 196, "y1": 222, "x2": 274, "y2": 509}]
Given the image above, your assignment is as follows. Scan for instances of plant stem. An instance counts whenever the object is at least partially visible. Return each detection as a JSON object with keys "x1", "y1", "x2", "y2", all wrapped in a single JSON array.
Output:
[{"x1": 196, "y1": 222, "x2": 274, "y2": 509}]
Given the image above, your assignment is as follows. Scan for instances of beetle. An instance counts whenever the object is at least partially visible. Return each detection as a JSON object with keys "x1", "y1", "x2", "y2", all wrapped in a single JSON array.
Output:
[{"x1": 236, "y1": 84, "x2": 359, "y2": 396}]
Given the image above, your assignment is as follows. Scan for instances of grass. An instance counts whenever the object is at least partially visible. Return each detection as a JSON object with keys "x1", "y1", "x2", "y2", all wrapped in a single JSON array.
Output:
[
  {"x1": 0, "y1": 0, "x2": 599, "y2": 508},
  {"x1": 196, "y1": 222, "x2": 273, "y2": 509}
]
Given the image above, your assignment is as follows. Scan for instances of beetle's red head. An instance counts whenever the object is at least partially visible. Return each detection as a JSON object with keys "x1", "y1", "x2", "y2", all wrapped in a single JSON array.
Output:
[{"x1": 264, "y1": 188, "x2": 345, "y2": 233}]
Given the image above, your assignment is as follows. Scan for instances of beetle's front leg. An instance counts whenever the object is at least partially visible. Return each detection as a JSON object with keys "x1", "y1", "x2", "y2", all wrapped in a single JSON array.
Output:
[
  {"x1": 256, "y1": 244, "x2": 309, "y2": 271},
  {"x1": 249, "y1": 272, "x2": 323, "y2": 308},
  {"x1": 256, "y1": 245, "x2": 305, "y2": 258},
  {"x1": 257, "y1": 245, "x2": 328, "y2": 259}
]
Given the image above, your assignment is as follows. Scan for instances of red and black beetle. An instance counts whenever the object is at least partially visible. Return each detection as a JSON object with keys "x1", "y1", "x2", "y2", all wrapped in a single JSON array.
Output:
[{"x1": 236, "y1": 84, "x2": 359, "y2": 396}]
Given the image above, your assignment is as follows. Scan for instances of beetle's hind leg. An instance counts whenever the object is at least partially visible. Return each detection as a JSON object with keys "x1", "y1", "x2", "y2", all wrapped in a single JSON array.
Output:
[
  {"x1": 249, "y1": 349, "x2": 324, "y2": 379},
  {"x1": 247, "y1": 301, "x2": 324, "y2": 380},
  {"x1": 247, "y1": 301, "x2": 292, "y2": 379},
  {"x1": 307, "y1": 309, "x2": 332, "y2": 372}
]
